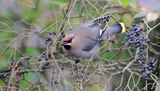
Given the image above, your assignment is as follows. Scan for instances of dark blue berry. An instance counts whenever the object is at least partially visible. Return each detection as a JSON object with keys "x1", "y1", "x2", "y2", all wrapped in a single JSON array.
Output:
[
  {"x1": 49, "y1": 32, "x2": 56, "y2": 35},
  {"x1": 45, "y1": 37, "x2": 52, "y2": 42}
]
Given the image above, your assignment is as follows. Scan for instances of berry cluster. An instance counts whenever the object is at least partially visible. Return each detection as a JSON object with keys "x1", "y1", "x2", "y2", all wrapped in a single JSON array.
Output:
[
  {"x1": 124, "y1": 24, "x2": 157, "y2": 78},
  {"x1": 38, "y1": 52, "x2": 50, "y2": 69},
  {"x1": 44, "y1": 32, "x2": 56, "y2": 46},
  {"x1": 38, "y1": 52, "x2": 50, "y2": 61},
  {"x1": 124, "y1": 24, "x2": 150, "y2": 59},
  {"x1": 138, "y1": 57, "x2": 156, "y2": 79},
  {"x1": 39, "y1": 31, "x2": 62, "y2": 68},
  {"x1": 124, "y1": 24, "x2": 149, "y2": 48}
]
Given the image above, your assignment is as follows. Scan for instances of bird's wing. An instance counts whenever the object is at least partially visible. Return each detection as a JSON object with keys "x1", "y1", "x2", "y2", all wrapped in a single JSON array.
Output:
[{"x1": 80, "y1": 43, "x2": 100, "y2": 59}]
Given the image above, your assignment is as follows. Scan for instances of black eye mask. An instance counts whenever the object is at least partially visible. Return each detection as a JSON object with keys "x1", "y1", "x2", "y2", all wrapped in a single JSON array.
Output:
[
  {"x1": 63, "y1": 44, "x2": 71, "y2": 50},
  {"x1": 62, "y1": 38, "x2": 73, "y2": 50}
]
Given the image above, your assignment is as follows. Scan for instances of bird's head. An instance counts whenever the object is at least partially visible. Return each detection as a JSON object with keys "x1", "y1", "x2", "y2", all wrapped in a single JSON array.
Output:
[{"x1": 62, "y1": 34, "x2": 75, "y2": 50}]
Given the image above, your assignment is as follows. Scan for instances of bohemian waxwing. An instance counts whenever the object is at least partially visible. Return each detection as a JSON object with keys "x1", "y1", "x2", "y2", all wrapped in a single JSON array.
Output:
[{"x1": 62, "y1": 17, "x2": 126, "y2": 59}]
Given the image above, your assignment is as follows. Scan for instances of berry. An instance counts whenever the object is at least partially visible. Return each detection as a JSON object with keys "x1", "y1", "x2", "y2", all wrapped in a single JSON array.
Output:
[
  {"x1": 138, "y1": 57, "x2": 156, "y2": 79},
  {"x1": 124, "y1": 24, "x2": 149, "y2": 49},
  {"x1": 44, "y1": 32, "x2": 58, "y2": 46},
  {"x1": 124, "y1": 24, "x2": 155, "y2": 79},
  {"x1": 49, "y1": 32, "x2": 56, "y2": 35}
]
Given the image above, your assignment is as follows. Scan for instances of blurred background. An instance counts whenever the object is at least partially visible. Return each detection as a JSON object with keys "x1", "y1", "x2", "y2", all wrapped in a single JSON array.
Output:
[{"x1": 0, "y1": 0, "x2": 159, "y2": 91}]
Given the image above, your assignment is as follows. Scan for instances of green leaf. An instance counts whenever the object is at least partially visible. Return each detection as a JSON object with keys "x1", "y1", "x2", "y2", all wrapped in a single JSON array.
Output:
[
  {"x1": 0, "y1": 79, "x2": 6, "y2": 86},
  {"x1": 0, "y1": 58, "x2": 10, "y2": 71},
  {"x1": 24, "y1": 72, "x2": 39, "y2": 82},
  {"x1": 87, "y1": 84, "x2": 103, "y2": 91},
  {"x1": 0, "y1": 31, "x2": 14, "y2": 39},
  {"x1": 25, "y1": 48, "x2": 40, "y2": 57},
  {"x1": 19, "y1": 72, "x2": 39, "y2": 89},
  {"x1": 133, "y1": 13, "x2": 145, "y2": 19},
  {"x1": 18, "y1": 80, "x2": 32, "y2": 89},
  {"x1": 121, "y1": 0, "x2": 129, "y2": 6},
  {"x1": 19, "y1": 0, "x2": 35, "y2": 8},
  {"x1": 114, "y1": 0, "x2": 119, "y2": 3},
  {"x1": 128, "y1": 0, "x2": 138, "y2": 9},
  {"x1": 101, "y1": 49, "x2": 132, "y2": 60},
  {"x1": 122, "y1": 14, "x2": 133, "y2": 26},
  {"x1": 63, "y1": 80, "x2": 74, "y2": 91},
  {"x1": 47, "y1": 0, "x2": 68, "y2": 8}
]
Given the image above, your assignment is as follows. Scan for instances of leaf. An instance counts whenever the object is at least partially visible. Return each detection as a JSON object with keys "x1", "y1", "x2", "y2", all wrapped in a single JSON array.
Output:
[
  {"x1": 113, "y1": 0, "x2": 119, "y2": 3},
  {"x1": 133, "y1": 13, "x2": 145, "y2": 19},
  {"x1": 0, "y1": 79, "x2": 6, "y2": 86},
  {"x1": 63, "y1": 80, "x2": 74, "y2": 91},
  {"x1": 18, "y1": 0, "x2": 35, "y2": 8},
  {"x1": 18, "y1": 80, "x2": 32, "y2": 89},
  {"x1": 24, "y1": 72, "x2": 39, "y2": 81},
  {"x1": 25, "y1": 48, "x2": 40, "y2": 57},
  {"x1": 0, "y1": 58, "x2": 10, "y2": 71},
  {"x1": 122, "y1": 14, "x2": 133, "y2": 26},
  {"x1": 0, "y1": 30, "x2": 14, "y2": 39},
  {"x1": 121, "y1": 0, "x2": 129, "y2": 6},
  {"x1": 52, "y1": 1, "x2": 67, "y2": 8},
  {"x1": 19, "y1": 72, "x2": 39, "y2": 89},
  {"x1": 127, "y1": 0, "x2": 138, "y2": 9},
  {"x1": 87, "y1": 84, "x2": 103, "y2": 91}
]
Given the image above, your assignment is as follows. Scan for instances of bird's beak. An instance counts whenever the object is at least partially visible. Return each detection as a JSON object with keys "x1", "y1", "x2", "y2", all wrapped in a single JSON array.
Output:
[{"x1": 62, "y1": 41, "x2": 71, "y2": 46}]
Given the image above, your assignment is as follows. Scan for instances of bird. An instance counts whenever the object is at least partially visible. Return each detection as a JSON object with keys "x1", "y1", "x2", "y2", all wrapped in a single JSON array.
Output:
[{"x1": 62, "y1": 17, "x2": 126, "y2": 59}]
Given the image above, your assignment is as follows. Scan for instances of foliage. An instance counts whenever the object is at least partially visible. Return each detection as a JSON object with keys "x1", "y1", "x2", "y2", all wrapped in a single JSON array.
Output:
[{"x1": 0, "y1": 0, "x2": 159, "y2": 91}]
